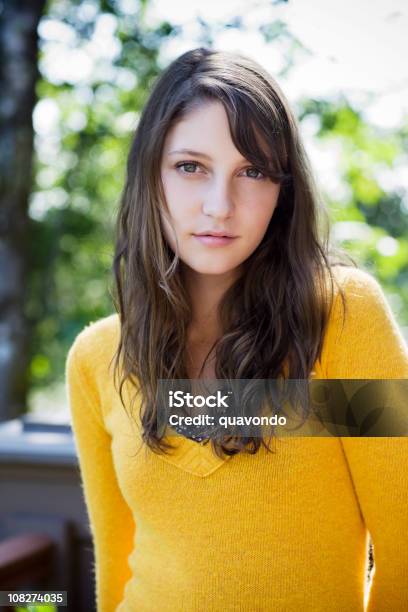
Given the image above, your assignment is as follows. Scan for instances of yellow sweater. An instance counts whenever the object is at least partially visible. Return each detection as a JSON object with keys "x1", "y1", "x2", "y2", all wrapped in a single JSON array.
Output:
[{"x1": 65, "y1": 266, "x2": 408, "y2": 612}]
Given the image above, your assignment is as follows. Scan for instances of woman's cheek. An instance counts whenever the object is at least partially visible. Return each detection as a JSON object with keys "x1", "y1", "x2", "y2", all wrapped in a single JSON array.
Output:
[{"x1": 244, "y1": 198, "x2": 276, "y2": 226}]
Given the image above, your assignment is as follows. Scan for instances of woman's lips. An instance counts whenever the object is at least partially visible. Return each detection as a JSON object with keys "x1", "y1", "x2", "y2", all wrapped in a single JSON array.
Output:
[{"x1": 193, "y1": 235, "x2": 237, "y2": 246}]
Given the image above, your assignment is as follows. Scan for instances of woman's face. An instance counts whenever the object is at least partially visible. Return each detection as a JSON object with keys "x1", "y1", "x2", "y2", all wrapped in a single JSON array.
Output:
[{"x1": 160, "y1": 100, "x2": 280, "y2": 277}]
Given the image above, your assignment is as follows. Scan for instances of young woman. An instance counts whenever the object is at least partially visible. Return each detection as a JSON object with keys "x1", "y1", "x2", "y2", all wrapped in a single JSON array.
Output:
[{"x1": 66, "y1": 48, "x2": 408, "y2": 612}]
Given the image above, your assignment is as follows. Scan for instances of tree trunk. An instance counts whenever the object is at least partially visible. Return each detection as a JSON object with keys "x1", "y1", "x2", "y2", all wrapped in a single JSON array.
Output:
[{"x1": 0, "y1": 0, "x2": 46, "y2": 421}]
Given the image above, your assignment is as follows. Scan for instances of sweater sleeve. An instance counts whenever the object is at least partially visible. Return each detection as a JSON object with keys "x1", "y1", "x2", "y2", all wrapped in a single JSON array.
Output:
[
  {"x1": 66, "y1": 334, "x2": 136, "y2": 612},
  {"x1": 325, "y1": 268, "x2": 408, "y2": 611}
]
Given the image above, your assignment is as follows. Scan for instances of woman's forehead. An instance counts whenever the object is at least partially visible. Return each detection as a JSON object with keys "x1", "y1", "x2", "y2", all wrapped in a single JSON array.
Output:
[{"x1": 162, "y1": 99, "x2": 274, "y2": 164}]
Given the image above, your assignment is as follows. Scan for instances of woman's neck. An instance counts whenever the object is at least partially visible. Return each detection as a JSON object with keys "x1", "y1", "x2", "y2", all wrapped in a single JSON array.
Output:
[{"x1": 182, "y1": 263, "x2": 241, "y2": 343}]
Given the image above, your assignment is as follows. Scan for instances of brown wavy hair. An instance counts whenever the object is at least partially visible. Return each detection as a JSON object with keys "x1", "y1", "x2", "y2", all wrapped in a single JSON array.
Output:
[{"x1": 111, "y1": 47, "x2": 356, "y2": 458}]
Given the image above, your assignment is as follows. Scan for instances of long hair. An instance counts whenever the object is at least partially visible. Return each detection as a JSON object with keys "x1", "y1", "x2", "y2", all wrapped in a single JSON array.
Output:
[{"x1": 111, "y1": 47, "x2": 356, "y2": 458}]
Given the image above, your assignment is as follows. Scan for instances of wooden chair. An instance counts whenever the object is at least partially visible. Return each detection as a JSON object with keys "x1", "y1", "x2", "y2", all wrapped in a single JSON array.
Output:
[{"x1": 0, "y1": 533, "x2": 55, "y2": 610}]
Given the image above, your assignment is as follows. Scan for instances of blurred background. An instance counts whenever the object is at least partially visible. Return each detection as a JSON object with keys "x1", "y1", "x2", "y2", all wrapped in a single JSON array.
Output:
[
  {"x1": 1, "y1": 0, "x2": 408, "y2": 422},
  {"x1": 1, "y1": 1, "x2": 407, "y2": 608}
]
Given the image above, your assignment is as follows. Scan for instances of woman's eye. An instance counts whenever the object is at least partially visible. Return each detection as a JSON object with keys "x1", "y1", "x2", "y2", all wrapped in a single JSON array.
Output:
[
  {"x1": 175, "y1": 162, "x2": 265, "y2": 180},
  {"x1": 244, "y1": 167, "x2": 265, "y2": 180},
  {"x1": 176, "y1": 161, "x2": 201, "y2": 174}
]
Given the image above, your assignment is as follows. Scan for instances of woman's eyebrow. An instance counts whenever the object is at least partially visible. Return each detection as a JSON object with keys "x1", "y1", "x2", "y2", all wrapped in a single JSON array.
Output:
[
  {"x1": 167, "y1": 148, "x2": 247, "y2": 164},
  {"x1": 168, "y1": 149, "x2": 212, "y2": 159}
]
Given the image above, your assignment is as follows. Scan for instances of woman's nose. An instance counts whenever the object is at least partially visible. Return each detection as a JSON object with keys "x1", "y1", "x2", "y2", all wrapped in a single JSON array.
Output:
[{"x1": 202, "y1": 176, "x2": 234, "y2": 219}]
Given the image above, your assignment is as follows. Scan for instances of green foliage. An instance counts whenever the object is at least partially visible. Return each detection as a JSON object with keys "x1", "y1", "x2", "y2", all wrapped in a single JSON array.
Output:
[
  {"x1": 300, "y1": 98, "x2": 408, "y2": 323},
  {"x1": 28, "y1": 0, "x2": 175, "y2": 392}
]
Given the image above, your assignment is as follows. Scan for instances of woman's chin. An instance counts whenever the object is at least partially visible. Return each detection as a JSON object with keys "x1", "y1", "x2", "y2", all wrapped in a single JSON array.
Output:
[{"x1": 183, "y1": 260, "x2": 242, "y2": 277}]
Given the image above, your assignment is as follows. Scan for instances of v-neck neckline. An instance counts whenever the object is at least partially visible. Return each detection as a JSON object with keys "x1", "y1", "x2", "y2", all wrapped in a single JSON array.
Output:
[
  {"x1": 154, "y1": 427, "x2": 233, "y2": 478},
  {"x1": 120, "y1": 378, "x2": 232, "y2": 478}
]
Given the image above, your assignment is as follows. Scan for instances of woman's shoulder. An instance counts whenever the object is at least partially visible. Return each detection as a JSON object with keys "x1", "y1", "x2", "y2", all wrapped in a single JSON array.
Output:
[
  {"x1": 330, "y1": 263, "x2": 383, "y2": 292},
  {"x1": 321, "y1": 263, "x2": 396, "y2": 351},
  {"x1": 328, "y1": 264, "x2": 390, "y2": 315},
  {"x1": 66, "y1": 313, "x2": 120, "y2": 373},
  {"x1": 320, "y1": 264, "x2": 387, "y2": 322},
  {"x1": 321, "y1": 265, "x2": 408, "y2": 377}
]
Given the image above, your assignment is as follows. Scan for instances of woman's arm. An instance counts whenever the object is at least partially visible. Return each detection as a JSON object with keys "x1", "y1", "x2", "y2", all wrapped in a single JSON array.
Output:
[
  {"x1": 325, "y1": 268, "x2": 408, "y2": 611},
  {"x1": 66, "y1": 334, "x2": 136, "y2": 612}
]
